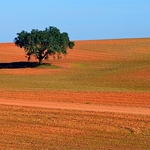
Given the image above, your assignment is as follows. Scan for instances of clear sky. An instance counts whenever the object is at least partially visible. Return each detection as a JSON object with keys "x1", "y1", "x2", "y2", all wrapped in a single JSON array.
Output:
[{"x1": 0, "y1": 0, "x2": 150, "y2": 42}]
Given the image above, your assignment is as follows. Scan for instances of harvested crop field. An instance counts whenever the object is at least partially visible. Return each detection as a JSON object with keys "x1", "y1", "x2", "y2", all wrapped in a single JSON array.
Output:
[
  {"x1": 0, "y1": 38, "x2": 150, "y2": 149},
  {"x1": 0, "y1": 105, "x2": 150, "y2": 150}
]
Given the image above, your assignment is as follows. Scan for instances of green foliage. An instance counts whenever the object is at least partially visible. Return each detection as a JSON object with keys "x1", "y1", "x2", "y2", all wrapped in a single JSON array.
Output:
[{"x1": 14, "y1": 26, "x2": 75, "y2": 65}]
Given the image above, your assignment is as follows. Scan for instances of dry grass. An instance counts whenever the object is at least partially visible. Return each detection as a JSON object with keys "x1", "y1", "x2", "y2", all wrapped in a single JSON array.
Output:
[{"x1": 0, "y1": 105, "x2": 150, "y2": 150}]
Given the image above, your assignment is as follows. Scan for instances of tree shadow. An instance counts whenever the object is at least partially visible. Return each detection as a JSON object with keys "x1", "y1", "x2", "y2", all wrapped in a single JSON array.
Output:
[{"x1": 0, "y1": 61, "x2": 40, "y2": 69}]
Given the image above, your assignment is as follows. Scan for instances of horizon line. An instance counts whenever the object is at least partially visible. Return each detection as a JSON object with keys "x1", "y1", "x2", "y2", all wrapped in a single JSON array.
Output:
[{"x1": 0, "y1": 37, "x2": 150, "y2": 44}]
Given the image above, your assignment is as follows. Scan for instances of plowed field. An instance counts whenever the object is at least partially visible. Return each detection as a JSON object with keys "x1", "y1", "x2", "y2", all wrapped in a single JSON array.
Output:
[
  {"x1": 0, "y1": 39, "x2": 150, "y2": 107},
  {"x1": 0, "y1": 38, "x2": 150, "y2": 149}
]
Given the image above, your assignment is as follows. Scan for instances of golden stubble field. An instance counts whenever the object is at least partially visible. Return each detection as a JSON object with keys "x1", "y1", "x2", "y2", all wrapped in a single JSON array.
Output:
[{"x1": 0, "y1": 38, "x2": 150, "y2": 149}]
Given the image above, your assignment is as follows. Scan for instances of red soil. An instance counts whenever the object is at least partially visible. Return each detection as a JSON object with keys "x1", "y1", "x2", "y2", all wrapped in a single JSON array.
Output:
[
  {"x1": 0, "y1": 91, "x2": 150, "y2": 108},
  {"x1": 0, "y1": 40, "x2": 150, "y2": 114},
  {"x1": 0, "y1": 98, "x2": 150, "y2": 115}
]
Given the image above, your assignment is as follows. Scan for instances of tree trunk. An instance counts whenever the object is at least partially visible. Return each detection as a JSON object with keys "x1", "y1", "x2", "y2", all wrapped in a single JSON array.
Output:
[
  {"x1": 39, "y1": 58, "x2": 43, "y2": 65},
  {"x1": 38, "y1": 51, "x2": 43, "y2": 65}
]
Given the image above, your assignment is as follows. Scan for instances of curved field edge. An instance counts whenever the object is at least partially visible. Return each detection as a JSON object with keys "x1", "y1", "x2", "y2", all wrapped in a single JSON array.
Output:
[
  {"x1": 0, "y1": 38, "x2": 150, "y2": 93},
  {"x1": 0, "y1": 105, "x2": 150, "y2": 150}
]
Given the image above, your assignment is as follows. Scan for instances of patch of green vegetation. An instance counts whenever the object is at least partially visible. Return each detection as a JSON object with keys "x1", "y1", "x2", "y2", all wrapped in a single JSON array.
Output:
[
  {"x1": 37, "y1": 64, "x2": 61, "y2": 69},
  {"x1": 72, "y1": 63, "x2": 87, "y2": 68}
]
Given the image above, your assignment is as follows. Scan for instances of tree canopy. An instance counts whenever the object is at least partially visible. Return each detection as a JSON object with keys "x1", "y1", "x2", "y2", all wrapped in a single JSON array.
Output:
[{"x1": 14, "y1": 26, "x2": 75, "y2": 65}]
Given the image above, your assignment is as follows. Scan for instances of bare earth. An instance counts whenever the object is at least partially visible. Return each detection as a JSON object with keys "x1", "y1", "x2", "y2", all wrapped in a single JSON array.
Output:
[
  {"x1": 0, "y1": 41, "x2": 150, "y2": 115},
  {"x1": 0, "y1": 98, "x2": 150, "y2": 115}
]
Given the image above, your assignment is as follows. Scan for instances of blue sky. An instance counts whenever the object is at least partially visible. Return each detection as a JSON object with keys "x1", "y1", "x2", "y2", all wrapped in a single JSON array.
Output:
[{"x1": 0, "y1": 0, "x2": 150, "y2": 42}]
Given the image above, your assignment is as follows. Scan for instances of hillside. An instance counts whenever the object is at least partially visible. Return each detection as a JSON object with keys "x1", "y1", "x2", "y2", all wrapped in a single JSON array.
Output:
[
  {"x1": 0, "y1": 38, "x2": 150, "y2": 149},
  {"x1": 0, "y1": 38, "x2": 150, "y2": 107}
]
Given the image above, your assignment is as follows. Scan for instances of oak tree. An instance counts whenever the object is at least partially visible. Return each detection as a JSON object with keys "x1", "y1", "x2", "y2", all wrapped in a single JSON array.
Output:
[{"x1": 14, "y1": 26, "x2": 75, "y2": 65}]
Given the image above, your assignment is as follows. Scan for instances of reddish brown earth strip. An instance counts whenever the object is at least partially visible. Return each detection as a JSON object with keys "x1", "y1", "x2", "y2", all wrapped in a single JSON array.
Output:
[
  {"x1": 0, "y1": 98, "x2": 150, "y2": 115},
  {"x1": 0, "y1": 91, "x2": 150, "y2": 108}
]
